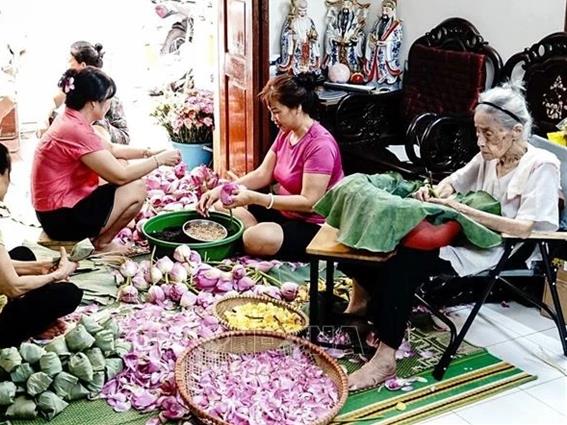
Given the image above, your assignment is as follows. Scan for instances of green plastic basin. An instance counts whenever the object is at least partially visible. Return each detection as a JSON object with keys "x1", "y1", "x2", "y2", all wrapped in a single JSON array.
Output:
[{"x1": 142, "y1": 210, "x2": 244, "y2": 261}]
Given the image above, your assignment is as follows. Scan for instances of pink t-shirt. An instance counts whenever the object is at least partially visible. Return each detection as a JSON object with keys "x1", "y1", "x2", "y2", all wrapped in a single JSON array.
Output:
[
  {"x1": 271, "y1": 121, "x2": 344, "y2": 224},
  {"x1": 32, "y1": 108, "x2": 104, "y2": 211}
]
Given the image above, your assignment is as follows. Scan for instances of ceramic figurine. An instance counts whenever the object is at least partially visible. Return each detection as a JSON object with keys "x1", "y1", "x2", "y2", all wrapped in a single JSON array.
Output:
[
  {"x1": 363, "y1": 0, "x2": 402, "y2": 91},
  {"x1": 323, "y1": 0, "x2": 370, "y2": 74},
  {"x1": 277, "y1": 0, "x2": 321, "y2": 75}
]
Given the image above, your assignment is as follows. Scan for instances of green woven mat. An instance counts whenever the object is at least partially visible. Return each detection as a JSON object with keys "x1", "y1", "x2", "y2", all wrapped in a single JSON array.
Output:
[
  {"x1": 335, "y1": 343, "x2": 535, "y2": 425},
  {"x1": 9, "y1": 399, "x2": 154, "y2": 425}
]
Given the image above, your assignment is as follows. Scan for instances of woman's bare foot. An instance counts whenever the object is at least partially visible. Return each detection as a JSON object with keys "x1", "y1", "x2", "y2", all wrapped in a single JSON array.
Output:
[
  {"x1": 37, "y1": 319, "x2": 68, "y2": 340},
  {"x1": 93, "y1": 240, "x2": 133, "y2": 255},
  {"x1": 348, "y1": 343, "x2": 397, "y2": 391},
  {"x1": 344, "y1": 278, "x2": 369, "y2": 315}
]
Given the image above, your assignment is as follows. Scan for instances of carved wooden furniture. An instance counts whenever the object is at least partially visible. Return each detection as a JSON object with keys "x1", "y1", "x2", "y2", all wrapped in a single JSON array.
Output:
[
  {"x1": 334, "y1": 18, "x2": 502, "y2": 180},
  {"x1": 502, "y1": 32, "x2": 567, "y2": 136}
]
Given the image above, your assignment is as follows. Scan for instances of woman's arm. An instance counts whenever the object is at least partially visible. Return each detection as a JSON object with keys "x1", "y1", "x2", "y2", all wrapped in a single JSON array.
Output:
[
  {"x1": 429, "y1": 197, "x2": 534, "y2": 237},
  {"x1": 232, "y1": 172, "x2": 332, "y2": 213},
  {"x1": 12, "y1": 260, "x2": 54, "y2": 276},
  {"x1": 0, "y1": 247, "x2": 76, "y2": 298},
  {"x1": 81, "y1": 149, "x2": 179, "y2": 186},
  {"x1": 93, "y1": 126, "x2": 158, "y2": 160}
]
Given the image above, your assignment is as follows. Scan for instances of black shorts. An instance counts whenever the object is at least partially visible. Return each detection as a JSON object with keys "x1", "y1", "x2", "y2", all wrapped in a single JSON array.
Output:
[
  {"x1": 247, "y1": 204, "x2": 321, "y2": 261},
  {"x1": 36, "y1": 184, "x2": 117, "y2": 241}
]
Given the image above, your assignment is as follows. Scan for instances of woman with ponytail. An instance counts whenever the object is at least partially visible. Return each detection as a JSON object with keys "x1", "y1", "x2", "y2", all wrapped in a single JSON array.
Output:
[
  {"x1": 198, "y1": 73, "x2": 344, "y2": 261},
  {"x1": 32, "y1": 66, "x2": 180, "y2": 253},
  {"x1": 39, "y1": 41, "x2": 130, "y2": 145}
]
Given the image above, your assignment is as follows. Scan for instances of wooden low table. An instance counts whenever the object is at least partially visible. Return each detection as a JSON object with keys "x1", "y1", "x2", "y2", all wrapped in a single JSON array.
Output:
[{"x1": 305, "y1": 224, "x2": 392, "y2": 343}]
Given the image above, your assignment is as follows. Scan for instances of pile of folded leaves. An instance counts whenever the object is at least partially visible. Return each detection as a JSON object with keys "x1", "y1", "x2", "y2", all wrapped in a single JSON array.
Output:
[{"x1": 0, "y1": 315, "x2": 129, "y2": 421}]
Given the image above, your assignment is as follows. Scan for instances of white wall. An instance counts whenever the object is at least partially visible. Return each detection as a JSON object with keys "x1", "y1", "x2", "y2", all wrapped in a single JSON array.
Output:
[{"x1": 269, "y1": 0, "x2": 567, "y2": 65}]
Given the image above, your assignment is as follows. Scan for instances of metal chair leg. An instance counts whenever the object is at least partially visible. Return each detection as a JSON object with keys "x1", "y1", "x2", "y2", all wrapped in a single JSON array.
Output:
[
  {"x1": 309, "y1": 259, "x2": 319, "y2": 343},
  {"x1": 539, "y1": 241, "x2": 567, "y2": 356},
  {"x1": 433, "y1": 243, "x2": 512, "y2": 380},
  {"x1": 414, "y1": 293, "x2": 457, "y2": 347}
]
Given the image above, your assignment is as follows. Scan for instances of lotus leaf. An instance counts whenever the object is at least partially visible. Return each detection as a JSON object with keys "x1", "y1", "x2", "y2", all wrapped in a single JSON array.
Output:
[
  {"x1": 39, "y1": 352, "x2": 63, "y2": 377},
  {"x1": 52, "y1": 372, "x2": 78, "y2": 399},
  {"x1": 85, "y1": 348, "x2": 106, "y2": 372},
  {"x1": 105, "y1": 358, "x2": 124, "y2": 380},
  {"x1": 45, "y1": 336, "x2": 71, "y2": 356},
  {"x1": 0, "y1": 381, "x2": 16, "y2": 406},
  {"x1": 65, "y1": 382, "x2": 90, "y2": 401},
  {"x1": 94, "y1": 329, "x2": 115, "y2": 353},
  {"x1": 19, "y1": 343, "x2": 46, "y2": 364},
  {"x1": 68, "y1": 353, "x2": 94, "y2": 382},
  {"x1": 79, "y1": 315, "x2": 103, "y2": 335},
  {"x1": 85, "y1": 371, "x2": 105, "y2": 395},
  {"x1": 113, "y1": 339, "x2": 132, "y2": 357},
  {"x1": 102, "y1": 317, "x2": 120, "y2": 338},
  {"x1": 26, "y1": 371, "x2": 53, "y2": 396},
  {"x1": 37, "y1": 391, "x2": 69, "y2": 420},
  {"x1": 5, "y1": 396, "x2": 38, "y2": 419},
  {"x1": 65, "y1": 324, "x2": 95, "y2": 352},
  {"x1": 0, "y1": 347, "x2": 22, "y2": 373},
  {"x1": 10, "y1": 363, "x2": 34, "y2": 383}
]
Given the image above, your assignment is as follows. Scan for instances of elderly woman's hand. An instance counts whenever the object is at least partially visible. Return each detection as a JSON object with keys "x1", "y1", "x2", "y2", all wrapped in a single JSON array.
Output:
[{"x1": 414, "y1": 186, "x2": 432, "y2": 202}]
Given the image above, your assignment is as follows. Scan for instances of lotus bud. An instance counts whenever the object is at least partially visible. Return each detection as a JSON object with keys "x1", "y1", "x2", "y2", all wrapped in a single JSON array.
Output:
[
  {"x1": 179, "y1": 291, "x2": 197, "y2": 308},
  {"x1": 156, "y1": 257, "x2": 174, "y2": 274},
  {"x1": 173, "y1": 245, "x2": 191, "y2": 263},
  {"x1": 138, "y1": 260, "x2": 151, "y2": 275},
  {"x1": 215, "y1": 272, "x2": 234, "y2": 293},
  {"x1": 231, "y1": 264, "x2": 246, "y2": 281},
  {"x1": 118, "y1": 286, "x2": 139, "y2": 304},
  {"x1": 119, "y1": 260, "x2": 138, "y2": 278},
  {"x1": 174, "y1": 162, "x2": 188, "y2": 179},
  {"x1": 205, "y1": 174, "x2": 219, "y2": 190},
  {"x1": 252, "y1": 285, "x2": 268, "y2": 297},
  {"x1": 172, "y1": 283, "x2": 189, "y2": 302},
  {"x1": 132, "y1": 274, "x2": 150, "y2": 292},
  {"x1": 147, "y1": 286, "x2": 166, "y2": 305},
  {"x1": 136, "y1": 218, "x2": 149, "y2": 234},
  {"x1": 169, "y1": 263, "x2": 188, "y2": 283},
  {"x1": 116, "y1": 227, "x2": 132, "y2": 241},
  {"x1": 195, "y1": 268, "x2": 221, "y2": 291},
  {"x1": 188, "y1": 250, "x2": 202, "y2": 264},
  {"x1": 146, "y1": 266, "x2": 163, "y2": 284},
  {"x1": 182, "y1": 262, "x2": 193, "y2": 276},
  {"x1": 220, "y1": 182, "x2": 239, "y2": 206},
  {"x1": 254, "y1": 261, "x2": 274, "y2": 273},
  {"x1": 264, "y1": 286, "x2": 282, "y2": 300},
  {"x1": 280, "y1": 282, "x2": 299, "y2": 302},
  {"x1": 235, "y1": 276, "x2": 255, "y2": 292}
]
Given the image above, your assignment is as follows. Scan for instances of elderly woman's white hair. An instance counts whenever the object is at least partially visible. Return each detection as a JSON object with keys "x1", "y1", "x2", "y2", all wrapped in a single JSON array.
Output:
[{"x1": 476, "y1": 80, "x2": 533, "y2": 140}]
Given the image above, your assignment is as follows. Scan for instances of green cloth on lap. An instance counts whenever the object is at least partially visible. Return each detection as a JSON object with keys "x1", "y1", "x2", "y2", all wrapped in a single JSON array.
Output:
[{"x1": 314, "y1": 172, "x2": 502, "y2": 253}]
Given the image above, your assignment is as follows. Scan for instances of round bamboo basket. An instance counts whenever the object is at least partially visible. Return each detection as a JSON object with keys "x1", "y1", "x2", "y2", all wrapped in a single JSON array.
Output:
[
  {"x1": 175, "y1": 331, "x2": 349, "y2": 425},
  {"x1": 213, "y1": 294, "x2": 309, "y2": 336}
]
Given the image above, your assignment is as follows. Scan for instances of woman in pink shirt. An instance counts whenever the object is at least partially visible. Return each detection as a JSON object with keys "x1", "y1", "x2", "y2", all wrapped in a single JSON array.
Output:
[
  {"x1": 198, "y1": 74, "x2": 344, "y2": 260},
  {"x1": 32, "y1": 67, "x2": 180, "y2": 253}
]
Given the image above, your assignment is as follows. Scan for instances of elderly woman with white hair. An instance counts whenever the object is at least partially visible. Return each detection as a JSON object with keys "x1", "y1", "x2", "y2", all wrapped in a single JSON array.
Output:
[{"x1": 344, "y1": 82, "x2": 561, "y2": 390}]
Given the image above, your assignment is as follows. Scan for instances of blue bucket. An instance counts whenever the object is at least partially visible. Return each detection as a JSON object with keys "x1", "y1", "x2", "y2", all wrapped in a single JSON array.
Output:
[{"x1": 171, "y1": 141, "x2": 213, "y2": 169}]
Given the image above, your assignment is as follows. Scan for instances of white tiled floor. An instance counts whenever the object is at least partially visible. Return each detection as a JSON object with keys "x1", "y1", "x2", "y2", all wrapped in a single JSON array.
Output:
[
  {"x1": 3, "y1": 139, "x2": 566, "y2": 425},
  {"x1": 420, "y1": 303, "x2": 567, "y2": 425}
]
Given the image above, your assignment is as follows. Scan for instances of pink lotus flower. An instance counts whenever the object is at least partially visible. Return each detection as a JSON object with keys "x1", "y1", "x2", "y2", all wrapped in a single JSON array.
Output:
[
  {"x1": 118, "y1": 285, "x2": 139, "y2": 304},
  {"x1": 179, "y1": 292, "x2": 197, "y2": 308},
  {"x1": 147, "y1": 286, "x2": 166, "y2": 305},
  {"x1": 173, "y1": 245, "x2": 191, "y2": 263},
  {"x1": 220, "y1": 182, "x2": 239, "y2": 206},
  {"x1": 280, "y1": 282, "x2": 299, "y2": 302},
  {"x1": 146, "y1": 266, "x2": 163, "y2": 284},
  {"x1": 195, "y1": 267, "x2": 221, "y2": 291},
  {"x1": 165, "y1": 283, "x2": 188, "y2": 302},
  {"x1": 169, "y1": 263, "x2": 188, "y2": 283},
  {"x1": 235, "y1": 276, "x2": 255, "y2": 292},
  {"x1": 156, "y1": 257, "x2": 174, "y2": 275},
  {"x1": 132, "y1": 274, "x2": 150, "y2": 292}
]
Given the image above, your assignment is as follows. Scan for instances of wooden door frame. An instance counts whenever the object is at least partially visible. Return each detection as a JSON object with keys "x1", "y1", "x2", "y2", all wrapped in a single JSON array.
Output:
[{"x1": 215, "y1": 0, "x2": 271, "y2": 174}]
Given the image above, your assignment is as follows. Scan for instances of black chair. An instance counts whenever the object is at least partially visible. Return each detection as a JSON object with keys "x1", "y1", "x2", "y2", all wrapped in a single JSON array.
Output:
[
  {"x1": 333, "y1": 18, "x2": 502, "y2": 181},
  {"x1": 502, "y1": 32, "x2": 567, "y2": 136}
]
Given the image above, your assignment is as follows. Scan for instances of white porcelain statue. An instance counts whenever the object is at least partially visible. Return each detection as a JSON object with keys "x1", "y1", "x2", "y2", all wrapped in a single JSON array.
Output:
[
  {"x1": 277, "y1": 0, "x2": 321, "y2": 75},
  {"x1": 363, "y1": 0, "x2": 402, "y2": 90}
]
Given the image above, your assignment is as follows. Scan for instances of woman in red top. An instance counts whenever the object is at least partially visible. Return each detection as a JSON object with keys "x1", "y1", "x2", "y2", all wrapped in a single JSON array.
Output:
[{"x1": 32, "y1": 67, "x2": 180, "y2": 252}]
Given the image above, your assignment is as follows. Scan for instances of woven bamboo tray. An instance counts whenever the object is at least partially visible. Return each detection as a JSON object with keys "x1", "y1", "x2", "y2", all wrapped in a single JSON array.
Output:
[
  {"x1": 175, "y1": 331, "x2": 349, "y2": 425},
  {"x1": 213, "y1": 294, "x2": 309, "y2": 336}
]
